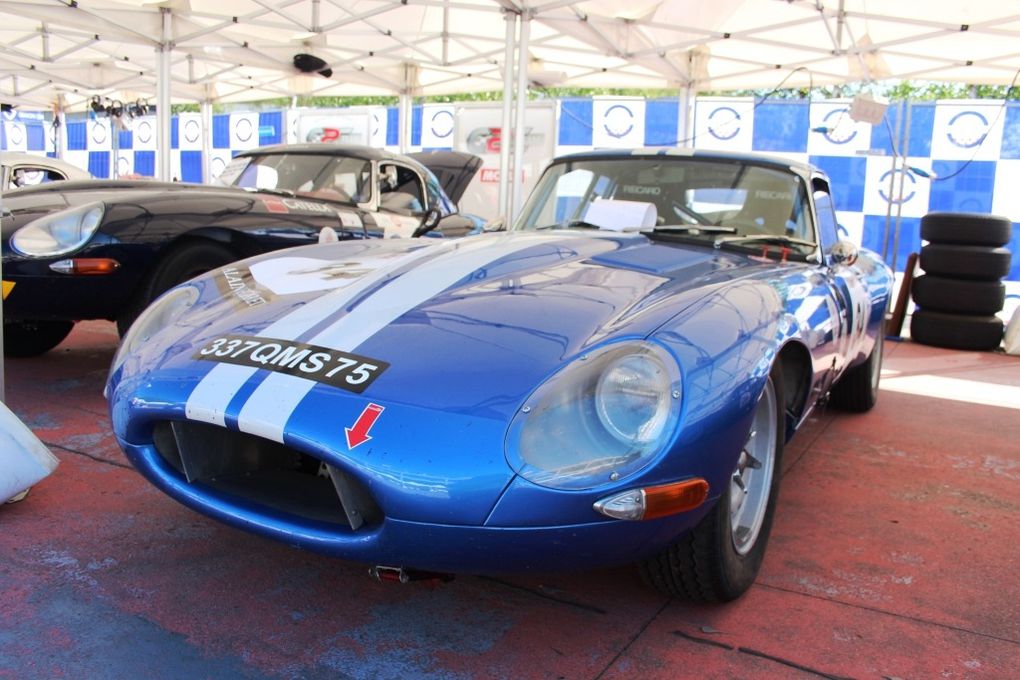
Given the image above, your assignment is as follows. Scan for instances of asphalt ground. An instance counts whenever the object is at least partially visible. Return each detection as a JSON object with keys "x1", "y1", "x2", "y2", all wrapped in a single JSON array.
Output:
[{"x1": 2, "y1": 320, "x2": 1018, "y2": 679}]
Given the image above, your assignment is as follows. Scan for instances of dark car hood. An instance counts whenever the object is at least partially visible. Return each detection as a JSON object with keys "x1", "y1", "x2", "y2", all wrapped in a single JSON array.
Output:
[{"x1": 1, "y1": 180, "x2": 376, "y2": 241}]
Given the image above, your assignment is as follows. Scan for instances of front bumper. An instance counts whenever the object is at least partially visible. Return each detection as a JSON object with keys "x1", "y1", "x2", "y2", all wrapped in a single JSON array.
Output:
[{"x1": 120, "y1": 435, "x2": 713, "y2": 574}]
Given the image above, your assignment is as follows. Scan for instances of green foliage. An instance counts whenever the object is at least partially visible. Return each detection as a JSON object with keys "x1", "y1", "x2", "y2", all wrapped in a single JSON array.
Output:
[{"x1": 181, "y1": 80, "x2": 1016, "y2": 114}]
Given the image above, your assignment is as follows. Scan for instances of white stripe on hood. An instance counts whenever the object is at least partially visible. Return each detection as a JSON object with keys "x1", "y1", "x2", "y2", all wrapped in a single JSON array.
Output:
[
  {"x1": 185, "y1": 241, "x2": 444, "y2": 426},
  {"x1": 235, "y1": 233, "x2": 548, "y2": 443}
]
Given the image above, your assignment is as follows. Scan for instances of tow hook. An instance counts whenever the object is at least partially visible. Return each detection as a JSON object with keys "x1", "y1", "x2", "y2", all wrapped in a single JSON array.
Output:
[{"x1": 369, "y1": 566, "x2": 454, "y2": 584}]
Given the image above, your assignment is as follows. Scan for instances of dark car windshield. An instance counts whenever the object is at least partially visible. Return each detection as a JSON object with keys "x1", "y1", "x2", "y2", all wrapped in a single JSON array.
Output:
[
  {"x1": 513, "y1": 156, "x2": 815, "y2": 248},
  {"x1": 221, "y1": 153, "x2": 372, "y2": 204}
]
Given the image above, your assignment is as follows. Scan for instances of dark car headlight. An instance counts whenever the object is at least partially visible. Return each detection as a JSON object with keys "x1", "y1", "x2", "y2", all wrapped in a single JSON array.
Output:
[
  {"x1": 506, "y1": 342, "x2": 682, "y2": 491},
  {"x1": 11, "y1": 201, "x2": 105, "y2": 257}
]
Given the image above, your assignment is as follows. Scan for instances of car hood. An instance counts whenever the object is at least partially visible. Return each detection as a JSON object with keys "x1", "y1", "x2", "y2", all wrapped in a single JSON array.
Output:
[
  {"x1": 116, "y1": 229, "x2": 783, "y2": 416},
  {"x1": 110, "y1": 231, "x2": 783, "y2": 522},
  {"x1": 1, "y1": 180, "x2": 380, "y2": 241}
]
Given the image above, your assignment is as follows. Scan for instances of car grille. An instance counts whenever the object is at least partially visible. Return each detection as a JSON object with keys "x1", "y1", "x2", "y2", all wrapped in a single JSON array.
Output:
[{"x1": 151, "y1": 420, "x2": 382, "y2": 531}]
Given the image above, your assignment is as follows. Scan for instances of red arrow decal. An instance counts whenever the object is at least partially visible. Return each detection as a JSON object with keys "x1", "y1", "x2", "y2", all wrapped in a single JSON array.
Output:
[{"x1": 345, "y1": 403, "x2": 385, "y2": 450}]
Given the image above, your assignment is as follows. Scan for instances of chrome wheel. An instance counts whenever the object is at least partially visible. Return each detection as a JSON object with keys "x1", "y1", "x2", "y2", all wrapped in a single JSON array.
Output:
[{"x1": 729, "y1": 377, "x2": 778, "y2": 556}]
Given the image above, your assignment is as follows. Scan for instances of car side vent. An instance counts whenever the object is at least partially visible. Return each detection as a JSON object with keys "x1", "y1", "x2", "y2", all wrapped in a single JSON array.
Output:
[{"x1": 151, "y1": 420, "x2": 382, "y2": 531}]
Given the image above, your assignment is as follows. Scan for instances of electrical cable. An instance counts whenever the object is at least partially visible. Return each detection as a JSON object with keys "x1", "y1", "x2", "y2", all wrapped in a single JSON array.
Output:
[{"x1": 919, "y1": 67, "x2": 1020, "y2": 182}]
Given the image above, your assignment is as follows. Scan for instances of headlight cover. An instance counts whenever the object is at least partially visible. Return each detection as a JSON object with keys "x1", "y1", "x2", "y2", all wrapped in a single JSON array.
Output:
[
  {"x1": 11, "y1": 201, "x2": 105, "y2": 257},
  {"x1": 109, "y1": 284, "x2": 200, "y2": 378},
  {"x1": 506, "y1": 341, "x2": 682, "y2": 490}
]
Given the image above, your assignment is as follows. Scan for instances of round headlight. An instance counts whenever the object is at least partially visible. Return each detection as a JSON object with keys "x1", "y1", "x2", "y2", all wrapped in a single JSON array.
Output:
[
  {"x1": 506, "y1": 341, "x2": 682, "y2": 490},
  {"x1": 11, "y1": 202, "x2": 105, "y2": 257},
  {"x1": 108, "y1": 284, "x2": 200, "y2": 380},
  {"x1": 596, "y1": 354, "x2": 673, "y2": 445}
]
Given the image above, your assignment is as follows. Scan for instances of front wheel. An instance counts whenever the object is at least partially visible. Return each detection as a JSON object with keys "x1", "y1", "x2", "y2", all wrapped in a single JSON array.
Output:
[
  {"x1": 3, "y1": 319, "x2": 75, "y2": 357},
  {"x1": 117, "y1": 241, "x2": 236, "y2": 336},
  {"x1": 829, "y1": 332, "x2": 883, "y2": 412},
  {"x1": 640, "y1": 364, "x2": 785, "y2": 602}
]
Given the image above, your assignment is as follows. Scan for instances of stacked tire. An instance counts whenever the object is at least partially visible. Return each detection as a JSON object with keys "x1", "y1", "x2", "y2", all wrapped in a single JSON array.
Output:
[{"x1": 911, "y1": 212, "x2": 1013, "y2": 351}]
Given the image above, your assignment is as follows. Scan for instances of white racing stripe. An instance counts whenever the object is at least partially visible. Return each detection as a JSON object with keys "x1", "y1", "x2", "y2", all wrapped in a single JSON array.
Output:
[
  {"x1": 185, "y1": 241, "x2": 448, "y2": 426},
  {"x1": 236, "y1": 233, "x2": 549, "y2": 442}
]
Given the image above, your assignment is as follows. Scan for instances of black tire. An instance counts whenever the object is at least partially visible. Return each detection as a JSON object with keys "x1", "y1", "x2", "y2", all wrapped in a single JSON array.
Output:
[
  {"x1": 919, "y1": 244, "x2": 1012, "y2": 281},
  {"x1": 640, "y1": 364, "x2": 785, "y2": 603},
  {"x1": 3, "y1": 319, "x2": 75, "y2": 357},
  {"x1": 911, "y1": 275, "x2": 1005, "y2": 316},
  {"x1": 910, "y1": 310, "x2": 1004, "y2": 351},
  {"x1": 117, "y1": 241, "x2": 236, "y2": 336},
  {"x1": 920, "y1": 212, "x2": 1012, "y2": 247},
  {"x1": 829, "y1": 332, "x2": 883, "y2": 412}
]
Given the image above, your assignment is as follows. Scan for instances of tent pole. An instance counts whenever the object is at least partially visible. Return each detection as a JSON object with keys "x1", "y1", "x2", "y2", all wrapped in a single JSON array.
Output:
[
  {"x1": 201, "y1": 99, "x2": 213, "y2": 183},
  {"x1": 0, "y1": 150, "x2": 5, "y2": 400},
  {"x1": 398, "y1": 93, "x2": 410, "y2": 153},
  {"x1": 890, "y1": 100, "x2": 913, "y2": 274},
  {"x1": 498, "y1": 11, "x2": 517, "y2": 222},
  {"x1": 156, "y1": 8, "x2": 173, "y2": 181},
  {"x1": 677, "y1": 83, "x2": 694, "y2": 146},
  {"x1": 881, "y1": 101, "x2": 903, "y2": 264},
  {"x1": 54, "y1": 95, "x2": 66, "y2": 161},
  {"x1": 510, "y1": 13, "x2": 530, "y2": 221}
]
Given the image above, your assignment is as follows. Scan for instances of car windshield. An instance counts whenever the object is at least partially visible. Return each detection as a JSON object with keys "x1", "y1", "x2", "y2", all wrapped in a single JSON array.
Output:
[
  {"x1": 222, "y1": 153, "x2": 373, "y2": 204},
  {"x1": 513, "y1": 156, "x2": 815, "y2": 248}
]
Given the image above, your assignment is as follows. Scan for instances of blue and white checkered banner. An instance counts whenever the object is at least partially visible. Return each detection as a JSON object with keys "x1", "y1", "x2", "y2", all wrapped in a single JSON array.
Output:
[{"x1": 4, "y1": 98, "x2": 1017, "y2": 288}]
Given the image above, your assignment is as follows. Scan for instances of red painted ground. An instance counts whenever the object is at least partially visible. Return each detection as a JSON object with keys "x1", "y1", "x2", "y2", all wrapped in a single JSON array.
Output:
[{"x1": 2, "y1": 321, "x2": 1018, "y2": 679}]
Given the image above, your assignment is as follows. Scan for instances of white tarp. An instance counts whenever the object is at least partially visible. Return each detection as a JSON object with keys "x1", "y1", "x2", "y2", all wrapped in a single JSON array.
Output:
[{"x1": 0, "y1": 401, "x2": 59, "y2": 504}]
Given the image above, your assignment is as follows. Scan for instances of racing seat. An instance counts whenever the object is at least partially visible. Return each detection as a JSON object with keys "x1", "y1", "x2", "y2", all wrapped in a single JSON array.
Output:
[{"x1": 732, "y1": 178, "x2": 797, "y2": 236}]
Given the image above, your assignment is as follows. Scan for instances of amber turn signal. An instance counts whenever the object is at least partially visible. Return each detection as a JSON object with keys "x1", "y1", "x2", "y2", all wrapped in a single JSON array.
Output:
[
  {"x1": 593, "y1": 478, "x2": 709, "y2": 521},
  {"x1": 49, "y1": 258, "x2": 121, "y2": 275}
]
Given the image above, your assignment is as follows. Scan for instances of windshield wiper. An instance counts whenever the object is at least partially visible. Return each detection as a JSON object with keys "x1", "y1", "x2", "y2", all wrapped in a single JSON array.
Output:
[
  {"x1": 654, "y1": 225, "x2": 737, "y2": 234},
  {"x1": 535, "y1": 219, "x2": 602, "y2": 230},
  {"x1": 713, "y1": 234, "x2": 816, "y2": 250},
  {"x1": 246, "y1": 187, "x2": 296, "y2": 198}
]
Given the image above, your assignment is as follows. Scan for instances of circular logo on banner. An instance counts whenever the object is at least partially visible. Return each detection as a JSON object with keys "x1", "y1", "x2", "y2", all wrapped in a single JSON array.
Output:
[
  {"x1": 603, "y1": 104, "x2": 634, "y2": 139},
  {"x1": 91, "y1": 121, "x2": 107, "y2": 145},
  {"x1": 878, "y1": 169, "x2": 917, "y2": 205},
  {"x1": 946, "y1": 111, "x2": 988, "y2": 148},
  {"x1": 183, "y1": 119, "x2": 201, "y2": 144},
  {"x1": 371, "y1": 112, "x2": 381, "y2": 139},
  {"x1": 707, "y1": 106, "x2": 741, "y2": 141},
  {"x1": 211, "y1": 156, "x2": 227, "y2": 176},
  {"x1": 234, "y1": 117, "x2": 254, "y2": 143},
  {"x1": 118, "y1": 156, "x2": 131, "y2": 176},
  {"x1": 822, "y1": 108, "x2": 857, "y2": 145},
  {"x1": 136, "y1": 121, "x2": 153, "y2": 145},
  {"x1": 429, "y1": 110, "x2": 454, "y2": 139},
  {"x1": 7, "y1": 123, "x2": 24, "y2": 147}
]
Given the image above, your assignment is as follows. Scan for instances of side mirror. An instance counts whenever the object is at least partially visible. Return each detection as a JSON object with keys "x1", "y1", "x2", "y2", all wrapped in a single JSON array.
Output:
[
  {"x1": 411, "y1": 207, "x2": 442, "y2": 238},
  {"x1": 830, "y1": 240, "x2": 859, "y2": 266}
]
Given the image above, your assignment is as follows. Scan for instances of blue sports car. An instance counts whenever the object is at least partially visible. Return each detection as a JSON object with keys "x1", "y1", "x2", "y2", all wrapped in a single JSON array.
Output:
[{"x1": 106, "y1": 149, "x2": 893, "y2": 602}]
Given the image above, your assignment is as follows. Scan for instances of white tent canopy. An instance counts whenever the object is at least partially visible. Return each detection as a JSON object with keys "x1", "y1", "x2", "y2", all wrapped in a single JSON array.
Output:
[{"x1": 1, "y1": 0, "x2": 1018, "y2": 111}]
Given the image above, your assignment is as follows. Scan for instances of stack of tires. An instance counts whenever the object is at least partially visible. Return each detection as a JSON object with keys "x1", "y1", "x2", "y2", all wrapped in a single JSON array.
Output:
[{"x1": 910, "y1": 212, "x2": 1013, "y2": 351}]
